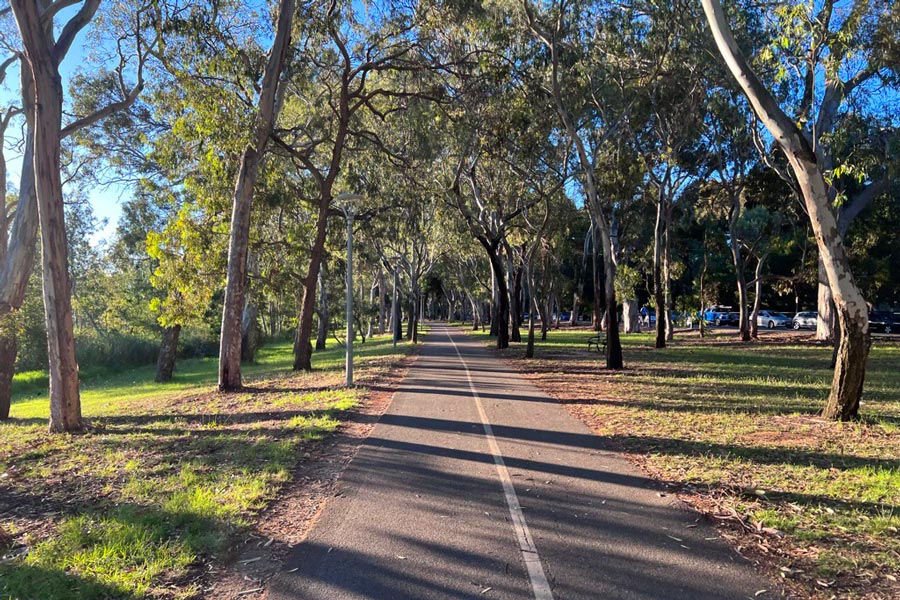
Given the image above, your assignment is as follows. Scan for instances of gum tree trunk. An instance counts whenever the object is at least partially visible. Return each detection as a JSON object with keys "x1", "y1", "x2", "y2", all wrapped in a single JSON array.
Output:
[
  {"x1": 750, "y1": 256, "x2": 765, "y2": 339},
  {"x1": 489, "y1": 265, "x2": 499, "y2": 337},
  {"x1": 377, "y1": 264, "x2": 386, "y2": 335},
  {"x1": 484, "y1": 247, "x2": 509, "y2": 349},
  {"x1": 663, "y1": 215, "x2": 674, "y2": 343},
  {"x1": 13, "y1": 0, "x2": 84, "y2": 432},
  {"x1": 509, "y1": 258, "x2": 522, "y2": 342},
  {"x1": 218, "y1": 0, "x2": 294, "y2": 390},
  {"x1": 815, "y1": 259, "x2": 835, "y2": 342},
  {"x1": 155, "y1": 325, "x2": 181, "y2": 383},
  {"x1": 623, "y1": 298, "x2": 640, "y2": 333},
  {"x1": 598, "y1": 226, "x2": 623, "y2": 369},
  {"x1": 0, "y1": 328, "x2": 15, "y2": 420},
  {"x1": 0, "y1": 76, "x2": 38, "y2": 421},
  {"x1": 652, "y1": 193, "x2": 667, "y2": 348},
  {"x1": 703, "y1": 0, "x2": 870, "y2": 420},
  {"x1": 525, "y1": 262, "x2": 537, "y2": 358},
  {"x1": 315, "y1": 267, "x2": 328, "y2": 351},
  {"x1": 294, "y1": 200, "x2": 329, "y2": 370},
  {"x1": 728, "y1": 194, "x2": 751, "y2": 341}
]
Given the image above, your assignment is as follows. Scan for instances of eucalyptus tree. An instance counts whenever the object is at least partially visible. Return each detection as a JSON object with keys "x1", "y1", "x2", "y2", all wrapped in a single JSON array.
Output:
[
  {"x1": 448, "y1": 130, "x2": 548, "y2": 349},
  {"x1": 611, "y1": 0, "x2": 711, "y2": 347},
  {"x1": 272, "y1": 2, "x2": 438, "y2": 371},
  {"x1": 216, "y1": 0, "x2": 295, "y2": 390},
  {"x1": 702, "y1": 89, "x2": 758, "y2": 341},
  {"x1": 6, "y1": 0, "x2": 159, "y2": 431},
  {"x1": 0, "y1": 43, "x2": 24, "y2": 418},
  {"x1": 733, "y1": 206, "x2": 786, "y2": 338},
  {"x1": 722, "y1": 0, "x2": 898, "y2": 341},
  {"x1": 523, "y1": 0, "x2": 646, "y2": 366},
  {"x1": 701, "y1": 0, "x2": 887, "y2": 419}
]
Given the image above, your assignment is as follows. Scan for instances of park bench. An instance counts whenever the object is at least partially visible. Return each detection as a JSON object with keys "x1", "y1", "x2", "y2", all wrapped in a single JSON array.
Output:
[{"x1": 586, "y1": 334, "x2": 607, "y2": 354}]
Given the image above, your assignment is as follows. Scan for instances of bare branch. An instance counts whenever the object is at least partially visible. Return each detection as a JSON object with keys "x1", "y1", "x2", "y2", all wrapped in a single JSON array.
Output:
[{"x1": 53, "y1": 0, "x2": 101, "y2": 64}]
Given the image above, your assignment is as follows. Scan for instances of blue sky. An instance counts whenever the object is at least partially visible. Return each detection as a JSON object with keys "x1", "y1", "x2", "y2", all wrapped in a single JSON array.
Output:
[{"x1": 2, "y1": 11, "x2": 125, "y2": 245}]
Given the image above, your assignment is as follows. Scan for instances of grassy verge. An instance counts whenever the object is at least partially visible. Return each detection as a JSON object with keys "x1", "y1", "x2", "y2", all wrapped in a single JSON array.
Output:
[
  {"x1": 473, "y1": 326, "x2": 900, "y2": 599},
  {"x1": 0, "y1": 335, "x2": 415, "y2": 599}
]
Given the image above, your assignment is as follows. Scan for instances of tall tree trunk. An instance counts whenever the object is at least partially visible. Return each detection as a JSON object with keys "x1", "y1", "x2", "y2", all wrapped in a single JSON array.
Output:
[
  {"x1": 663, "y1": 219, "x2": 674, "y2": 343},
  {"x1": 483, "y1": 246, "x2": 510, "y2": 349},
  {"x1": 0, "y1": 138, "x2": 37, "y2": 317},
  {"x1": 489, "y1": 264, "x2": 499, "y2": 337},
  {"x1": 703, "y1": 0, "x2": 870, "y2": 420},
  {"x1": 315, "y1": 267, "x2": 328, "y2": 351},
  {"x1": 591, "y1": 220, "x2": 603, "y2": 332},
  {"x1": 728, "y1": 195, "x2": 751, "y2": 341},
  {"x1": 0, "y1": 131, "x2": 38, "y2": 420},
  {"x1": 540, "y1": 289, "x2": 550, "y2": 340},
  {"x1": 552, "y1": 294, "x2": 560, "y2": 329},
  {"x1": 699, "y1": 233, "x2": 709, "y2": 339},
  {"x1": 597, "y1": 225, "x2": 623, "y2": 369},
  {"x1": 366, "y1": 277, "x2": 375, "y2": 339},
  {"x1": 0, "y1": 326, "x2": 15, "y2": 420},
  {"x1": 155, "y1": 325, "x2": 181, "y2": 383},
  {"x1": 750, "y1": 256, "x2": 765, "y2": 339},
  {"x1": 653, "y1": 195, "x2": 667, "y2": 348},
  {"x1": 391, "y1": 268, "x2": 401, "y2": 344},
  {"x1": 218, "y1": 0, "x2": 294, "y2": 390},
  {"x1": 623, "y1": 298, "x2": 639, "y2": 333},
  {"x1": 570, "y1": 276, "x2": 581, "y2": 327},
  {"x1": 815, "y1": 259, "x2": 835, "y2": 342},
  {"x1": 509, "y1": 257, "x2": 522, "y2": 342},
  {"x1": 294, "y1": 200, "x2": 329, "y2": 370},
  {"x1": 14, "y1": 5, "x2": 82, "y2": 432},
  {"x1": 525, "y1": 262, "x2": 537, "y2": 358},
  {"x1": 241, "y1": 300, "x2": 260, "y2": 363},
  {"x1": 467, "y1": 291, "x2": 480, "y2": 331},
  {"x1": 377, "y1": 264, "x2": 386, "y2": 335}
]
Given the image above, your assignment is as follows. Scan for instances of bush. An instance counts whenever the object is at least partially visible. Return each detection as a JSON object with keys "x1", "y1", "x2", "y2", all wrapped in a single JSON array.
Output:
[
  {"x1": 177, "y1": 334, "x2": 218, "y2": 359},
  {"x1": 75, "y1": 334, "x2": 160, "y2": 371}
]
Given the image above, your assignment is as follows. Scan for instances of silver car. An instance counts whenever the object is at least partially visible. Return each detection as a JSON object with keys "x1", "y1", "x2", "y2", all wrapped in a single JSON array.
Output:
[
  {"x1": 792, "y1": 311, "x2": 818, "y2": 330},
  {"x1": 756, "y1": 310, "x2": 792, "y2": 329}
]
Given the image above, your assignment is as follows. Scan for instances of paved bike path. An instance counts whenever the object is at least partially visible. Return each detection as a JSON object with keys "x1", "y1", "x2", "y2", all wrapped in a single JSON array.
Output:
[{"x1": 269, "y1": 325, "x2": 776, "y2": 599}]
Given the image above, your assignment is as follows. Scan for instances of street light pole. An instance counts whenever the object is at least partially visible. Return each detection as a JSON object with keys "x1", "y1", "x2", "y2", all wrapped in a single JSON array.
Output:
[
  {"x1": 345, "y1": 208, "x2": 354, "y2": 386},
  {"x1": 336, "y1": 193, "x2": 363, "y2": 388}
]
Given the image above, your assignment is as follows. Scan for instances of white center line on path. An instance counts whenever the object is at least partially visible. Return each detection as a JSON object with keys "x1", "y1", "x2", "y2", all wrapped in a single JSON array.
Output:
[{"x1": 444, "y1": 327, "x2": 555, "y2": 600}]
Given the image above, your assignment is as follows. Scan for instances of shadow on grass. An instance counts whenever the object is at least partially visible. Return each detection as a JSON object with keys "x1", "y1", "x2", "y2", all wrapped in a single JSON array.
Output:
[
  {"x1": 0, "y1": 562, "x2": 135, "y2": 600},
  {"x1": 0, "y1": 494, "x2": 237, "y2": 599}
]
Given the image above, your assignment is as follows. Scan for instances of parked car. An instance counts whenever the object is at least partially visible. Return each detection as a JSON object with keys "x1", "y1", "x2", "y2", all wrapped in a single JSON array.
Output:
[
  {"x1": 792, "y1": 311, "x2": 818, "y2": 330},
  {"x1": 702, "y1": 305, "x2": 732, "y2": 323},
  {"x1": 756, "y1": 310, "x2": 792, "y2": 329},
  {"x1": 712, "y1": 312, "x2": 739, "y2": 326},
  {"x1": 868, "y1": 310, "x2": 895, "y2": 334}
]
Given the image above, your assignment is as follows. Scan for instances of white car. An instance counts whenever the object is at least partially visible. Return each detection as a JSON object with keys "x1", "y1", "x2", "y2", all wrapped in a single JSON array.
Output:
[{"x1": 756, "y1": 310, "x2": 791, "y2": 329}]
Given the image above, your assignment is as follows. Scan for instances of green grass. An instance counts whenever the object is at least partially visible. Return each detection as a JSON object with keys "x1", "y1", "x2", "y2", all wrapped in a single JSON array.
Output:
[
  {"x1": 10, "y1": 335, "x2": 410, "y2": 419},
  {"x1": 0, "y1": 334, "x2": 414, "y2": 599},
  {"x1": 477, "y1": 326, "x2": 900, "y2": 597}
]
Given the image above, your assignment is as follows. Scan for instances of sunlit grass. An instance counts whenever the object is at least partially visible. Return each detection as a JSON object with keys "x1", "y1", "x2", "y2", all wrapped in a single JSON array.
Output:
[
  {"x1": 0, "y1": 334, "x2": 412, "y2": 599},
  {"x1": 10, "y1": 335, "x2": 411, "y2": 419}
]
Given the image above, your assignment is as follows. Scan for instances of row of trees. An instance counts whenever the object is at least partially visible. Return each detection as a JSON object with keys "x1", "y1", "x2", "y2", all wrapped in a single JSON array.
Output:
[{"x1": 0, "y1": 0, "x2": 897, "y2": 432}]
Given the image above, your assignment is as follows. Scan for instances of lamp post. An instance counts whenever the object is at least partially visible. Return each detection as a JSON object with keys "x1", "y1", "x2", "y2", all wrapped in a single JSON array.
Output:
[{"x1": 336, "y1": 193, "x2": 363, "y2": 387}]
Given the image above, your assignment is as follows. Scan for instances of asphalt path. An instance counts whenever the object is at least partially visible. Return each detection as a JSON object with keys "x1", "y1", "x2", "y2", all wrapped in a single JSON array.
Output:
[{"x1": 269, "y1": 324, "x2": 777, "y2": 600}]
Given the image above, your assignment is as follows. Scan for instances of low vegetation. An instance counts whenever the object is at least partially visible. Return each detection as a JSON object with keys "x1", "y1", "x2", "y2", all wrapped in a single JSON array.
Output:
[
  {"x1": 0, "y1": 335, "x2": 414, "y2": 599},
  {"x1": 477, "y1": 327, "x2": 900, "y2": 599}
]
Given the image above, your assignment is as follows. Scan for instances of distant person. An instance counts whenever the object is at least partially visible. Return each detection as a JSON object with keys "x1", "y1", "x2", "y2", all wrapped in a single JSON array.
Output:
[{"x1": 640, "y1": 306, "x2": 649, "y2": 327}]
